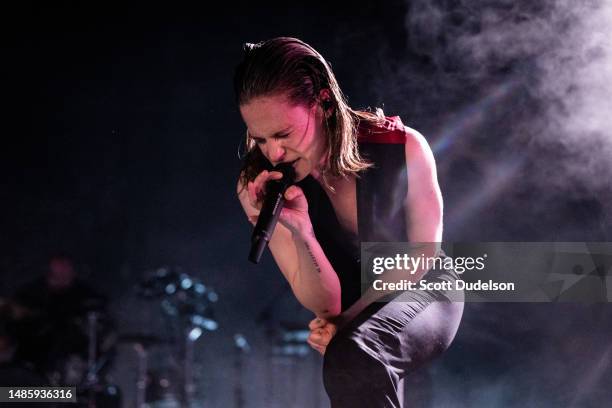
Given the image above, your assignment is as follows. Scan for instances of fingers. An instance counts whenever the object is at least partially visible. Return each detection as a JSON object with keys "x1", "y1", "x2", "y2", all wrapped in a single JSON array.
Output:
[
  {"x1": 249, "y1": 170, "x2": 269, "y2": 206},
  {"x1": 247, "y1": 170, "x2": 283, "y2": 208},
  {"x1": 284, "y1": 185, "x2": 302, "y2": 201},
  {"x1": 308, "y1": 328, "x2": 333, "y2": 346},
  {"x1": 268, "y1": 171, "x2": 283, "y2": 180},
  {"x1": 308, "y1": 329, "x2": 332, "y2": 356},
  {"x1": 283, "y1": 186, "x2": 308, "y2": 214},
  {"x1": 246, "y1": 181, "x2": 258, "y2": 208},
  {"x1": 308, "y1": 317, "x2": 328, "y2": 330},
  {"x1": 307, "y1": 338, "x2": 326, "y2": 355},
  {"x1": 326, "y1": 322, "x2": 338, "y2": 337},
  {"x1": 308, "y1": 319, "x2": 337, "y2": 356}
]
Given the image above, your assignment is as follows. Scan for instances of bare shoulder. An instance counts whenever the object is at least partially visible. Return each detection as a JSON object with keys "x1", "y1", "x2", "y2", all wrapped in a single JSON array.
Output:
[
  {"x1": 403, "y1": 126, "x2": 437, "y2": 174},
  {"x1": 401, "y1": 127, "x2": 443, "y2": 241}
]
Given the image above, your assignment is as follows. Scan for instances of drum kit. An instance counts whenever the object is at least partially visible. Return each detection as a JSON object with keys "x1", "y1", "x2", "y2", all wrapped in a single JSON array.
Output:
[
  {"x1": 1, "y1": 267, "x2": 219, "y2": 408},
  {"x1": 1, "y1": 296, "x2": 120, "y2": 406},
  {"x1": 128, "y1": 269, "x2": 318, "y2": 407},
  {"x1": 130, "y1": 266, "x2": 220, "y2": 408},
  {"x1": 1, "y1": 267, "x2": 318, "y2": 407}
]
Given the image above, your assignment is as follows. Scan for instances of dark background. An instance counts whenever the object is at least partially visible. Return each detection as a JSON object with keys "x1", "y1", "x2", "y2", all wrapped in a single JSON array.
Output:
[{"x1": 3, "y1": 1, "x2": 612, "y2": 406}]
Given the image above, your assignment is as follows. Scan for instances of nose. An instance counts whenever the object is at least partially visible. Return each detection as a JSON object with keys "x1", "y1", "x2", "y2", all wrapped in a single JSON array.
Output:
[{"x1": 265, "y1": 139, "x2": 286, "y2": 164}]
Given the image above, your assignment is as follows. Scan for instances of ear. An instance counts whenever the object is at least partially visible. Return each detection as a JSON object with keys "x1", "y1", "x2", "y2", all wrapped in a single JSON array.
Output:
[{"x1": 318, "y1": 89, "x2": 334, "y2": 116}]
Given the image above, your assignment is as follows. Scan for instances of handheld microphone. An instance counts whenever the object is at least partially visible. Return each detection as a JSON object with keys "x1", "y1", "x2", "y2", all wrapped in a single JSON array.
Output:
[{"x1": 248, "y1": 162, "x2": 296, "y2": 264}]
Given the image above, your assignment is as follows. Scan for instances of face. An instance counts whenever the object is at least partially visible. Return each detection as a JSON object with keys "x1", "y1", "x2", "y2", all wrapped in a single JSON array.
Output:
[
  {"x1": 240, "y1": 94, "x2": 327, "y2": 181},
  {"x1": 47, "y1": 258, "x2": 76, "y2": 290}
]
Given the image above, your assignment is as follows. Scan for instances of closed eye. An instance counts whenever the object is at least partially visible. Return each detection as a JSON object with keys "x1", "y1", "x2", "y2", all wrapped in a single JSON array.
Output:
[{"x1": 253, "y1": 133, "x2": 289, "y2": 144}]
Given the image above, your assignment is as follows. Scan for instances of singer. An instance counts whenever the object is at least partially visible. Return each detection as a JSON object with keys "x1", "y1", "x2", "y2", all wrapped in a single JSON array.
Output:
[{"x1": 234, "y1": 37, "x2": 463, "y2": 407}]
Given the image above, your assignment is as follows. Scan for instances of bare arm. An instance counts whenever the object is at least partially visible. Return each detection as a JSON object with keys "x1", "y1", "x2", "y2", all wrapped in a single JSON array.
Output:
[
  {"x1": 337, "y1": 127, "x2": 443, "y2": 325},
  {"x1": 237, "y1": 175, "x2": 341, "y2": 318}
]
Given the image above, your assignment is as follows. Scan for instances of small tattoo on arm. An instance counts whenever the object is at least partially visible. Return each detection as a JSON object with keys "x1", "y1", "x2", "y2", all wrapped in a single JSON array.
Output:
[{"x1": 304, "y1": 241, "x2": 322, "y2": 274}]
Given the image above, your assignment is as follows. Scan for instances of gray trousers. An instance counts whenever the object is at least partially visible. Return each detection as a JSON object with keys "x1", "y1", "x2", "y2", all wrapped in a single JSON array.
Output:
[{"x1": 323, "y1": 298, "x2": 464, "y2": 408}]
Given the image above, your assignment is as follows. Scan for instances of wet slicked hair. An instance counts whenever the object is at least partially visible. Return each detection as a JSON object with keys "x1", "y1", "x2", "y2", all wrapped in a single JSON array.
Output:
[{"x1": 234, "y1": 37, "x2": 384, "y2": 188}]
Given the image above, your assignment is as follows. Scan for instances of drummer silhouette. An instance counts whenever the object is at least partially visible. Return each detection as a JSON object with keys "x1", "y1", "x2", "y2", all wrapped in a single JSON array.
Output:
[{"x1": 10, "y1": 253, "x2": 114, "y2": 385}]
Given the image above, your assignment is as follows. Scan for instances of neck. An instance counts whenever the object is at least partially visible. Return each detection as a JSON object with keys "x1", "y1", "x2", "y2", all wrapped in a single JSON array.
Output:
[
  {"x1": 310, "y1": 154, "x2": 331, "y2": 183},
  {"x1": 313, "y1": 171, "x2": 354, "y2": 195}
]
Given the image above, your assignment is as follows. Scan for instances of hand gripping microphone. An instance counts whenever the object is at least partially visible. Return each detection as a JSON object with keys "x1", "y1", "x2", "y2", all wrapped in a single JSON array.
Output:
[{"x1": 249, "y1": 162, "x2": 296, "y2": 264}]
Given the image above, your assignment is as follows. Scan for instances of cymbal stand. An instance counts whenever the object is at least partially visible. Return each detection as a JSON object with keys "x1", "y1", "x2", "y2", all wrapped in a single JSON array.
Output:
[
  {"x1": 233, "y1": 334, "x2": 250, "y2": 408},
  {"x1": 86, "y1": 311, "x2": 99, "y2": 408},
  {"x1": 184, "y1": 326, "x2": 196, "y2": 407},
  {"x1": 134, "y1": 343, "x2": 148, "y2": 408}
]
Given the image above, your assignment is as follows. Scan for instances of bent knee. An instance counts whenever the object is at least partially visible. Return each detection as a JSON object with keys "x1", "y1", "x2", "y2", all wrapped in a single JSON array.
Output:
[
  {"x1": 407, "y1": 301, "x2": 463, "y2": 361},
  {"x1": 432, "y1": 301, "x2": 463, "y2": 351}
]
